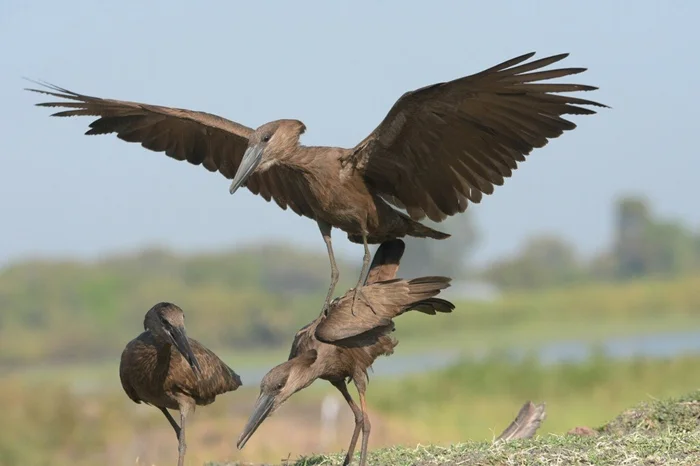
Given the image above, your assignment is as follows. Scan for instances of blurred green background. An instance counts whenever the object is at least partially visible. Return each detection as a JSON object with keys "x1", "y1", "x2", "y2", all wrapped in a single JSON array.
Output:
[{"x1": 2, "y1": 195, "x2": 700, "y2": 465}]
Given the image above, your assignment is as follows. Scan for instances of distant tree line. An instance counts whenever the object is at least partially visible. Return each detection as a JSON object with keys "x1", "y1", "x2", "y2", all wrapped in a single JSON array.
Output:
[
  {"x1": 482, "y1": 195, "x2": 700, "y2": 290},
  {"x1": 2, "y1": 194, "x2": 700, "y2": 365}
]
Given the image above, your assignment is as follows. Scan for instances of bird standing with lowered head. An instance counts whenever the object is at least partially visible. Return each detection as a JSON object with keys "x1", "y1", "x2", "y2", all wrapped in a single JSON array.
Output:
[
  {"x1": 119, "y1": 302, "x2": 242, "y2": 466},
  {"x1": 236, "y1": 239, "x2": 455, "y2": 466}
]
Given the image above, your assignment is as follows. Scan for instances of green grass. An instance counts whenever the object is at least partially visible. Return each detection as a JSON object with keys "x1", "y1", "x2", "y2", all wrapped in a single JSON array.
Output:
[
  {"x1": 282, "y1": 433, "x2": 700, "y2": 466},
  {"x1": 392, "y1": 311, "x2": 699, "y2": 354},
  {"x1": 601, "y1": 391, "x2": 700, "y2": 437},
  {"x1": 3, "y1": 355, "x2": 700, "y2": 465},
  {"x1": 367, "y1": 352, "x2": 700, "y2": 440},
  {"x1": 216, "y1": 391, "x2": 700, "y2": 466}
]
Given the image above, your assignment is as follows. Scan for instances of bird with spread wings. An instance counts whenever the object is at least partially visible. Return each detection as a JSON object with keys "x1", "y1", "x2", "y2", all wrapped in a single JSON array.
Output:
[{"x1": 27, "y1": 51, "x2": 607, "y2": 313}]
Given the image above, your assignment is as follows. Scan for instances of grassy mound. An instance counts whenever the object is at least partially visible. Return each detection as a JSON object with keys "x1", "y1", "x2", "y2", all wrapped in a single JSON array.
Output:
[
  {"x1": 600, "y1": 390, "x2": 700, "y2": 437},
  {"x1": 215, "y1": 390, "x2": 700, "y2": 466}
]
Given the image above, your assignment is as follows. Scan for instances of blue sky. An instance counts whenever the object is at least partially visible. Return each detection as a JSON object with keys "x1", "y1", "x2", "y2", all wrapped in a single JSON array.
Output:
[{"x1": 1, "y1": 1, "x2": 696, "y2": 266}]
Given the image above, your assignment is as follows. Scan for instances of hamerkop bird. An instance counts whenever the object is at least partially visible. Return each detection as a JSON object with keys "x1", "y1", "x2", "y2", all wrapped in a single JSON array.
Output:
[
  {"x1": 27, "y1": 52, "x2": 606, "y2": 312},
  {"x1": 119, "y1": 302, "x2": 242, "y2": 466},
  {"x1": 236, "y1": 239, "x2": 455, "y2": 466}
]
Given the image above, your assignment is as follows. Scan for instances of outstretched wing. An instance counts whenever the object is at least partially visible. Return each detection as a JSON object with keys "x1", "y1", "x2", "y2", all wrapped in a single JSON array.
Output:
[
  {"x1": 27, "y1": 82, "x2": 253, "y2": 177},
  {"x1": 27, "y1": 82, "x2": 318, "y2": 219},
  {"x1": 344, "y1": 52, "x2": 608, "y2": 222}
]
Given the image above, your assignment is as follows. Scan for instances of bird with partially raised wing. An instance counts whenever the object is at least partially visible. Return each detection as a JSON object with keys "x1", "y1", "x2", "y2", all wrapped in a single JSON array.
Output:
[{"x1": 235, "y1": 239, "x2": 455, "y2": 466}]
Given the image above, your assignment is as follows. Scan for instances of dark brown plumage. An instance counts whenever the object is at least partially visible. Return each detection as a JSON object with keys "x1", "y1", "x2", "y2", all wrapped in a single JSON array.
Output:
[
  {"x1": 27, "y1": 51, "x2": 607, "y2": 313},
  {"x1": 119, "y1": 302, "x2": 242, "y2": 466},
  {"x1": 235, "y1": 239, "x2": 455, "y2": 466}
]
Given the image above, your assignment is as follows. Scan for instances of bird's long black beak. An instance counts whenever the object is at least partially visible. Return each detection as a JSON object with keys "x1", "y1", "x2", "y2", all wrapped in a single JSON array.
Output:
[
  {"x1": 169, "y1": 326, "x2": 202, "y2": 378},
  {"x1": 237, "y1": 392, "x2": 274, "y2": 449},
  {"x1": 229, "y1": 144, "x2": 263, "y2": 195}
]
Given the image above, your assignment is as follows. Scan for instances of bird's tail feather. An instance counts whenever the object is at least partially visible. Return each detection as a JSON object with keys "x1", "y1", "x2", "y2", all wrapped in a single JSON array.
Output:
[
  {"x1": 403, "y1": 276, "x2": 454, "y2": 314},
  {"x1": 228, "y1": 367, "x2": 243, "y2": 390},
  {"x1": 365, "y1": 239, "x2": 406, "y2": 285},
  {"x1": 410, "y1": 297, "x2": 455, "y2": 315},
  {"x1": 404, "y1": 216, "x2": 450, "y2": 240}
]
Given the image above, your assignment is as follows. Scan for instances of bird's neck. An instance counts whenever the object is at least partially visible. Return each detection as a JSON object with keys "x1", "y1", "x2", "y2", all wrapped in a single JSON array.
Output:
[
  {"x1": 146, "y1": 332, "x2": 174, "y2": 369},
  {"x1": 150, "y1": 331, "x2": 172, "y2": 350},
  {"x1": 264, "y1": 145, "x2": 312, "y2": 172}
]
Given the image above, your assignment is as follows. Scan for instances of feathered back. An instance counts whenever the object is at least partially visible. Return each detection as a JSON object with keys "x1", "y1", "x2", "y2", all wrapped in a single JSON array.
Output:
[
  {"x1": 315, "y1": 265, "x2": 454, "y2": 344},
  {"x1": 173, "y1": 338, "x2": 242, "y2": 403}
]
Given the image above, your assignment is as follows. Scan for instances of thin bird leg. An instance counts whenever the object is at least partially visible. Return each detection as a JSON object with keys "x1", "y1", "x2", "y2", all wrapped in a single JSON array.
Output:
[
  {"x1": 358, "y1": 387, "x2": 372, "y2": 466},
  {"x1": 332, "y1": 381, "x2": 363, "y2": 466},
  {"x1": 159, "y1": 407, "x2": 181, "y2": 440},
  {"x1": 176, "y1": 402, "x2": 193, "y2": 466},
  {"x1": 351, "y1": 233, "x2": 377, "y2": 315},
  {"x1": 318, "y1": 221, "x2": 340, "y2": 312}
]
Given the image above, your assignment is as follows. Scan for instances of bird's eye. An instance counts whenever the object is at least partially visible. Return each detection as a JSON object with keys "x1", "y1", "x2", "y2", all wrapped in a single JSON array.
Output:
[
  {"x1": 262, "y1": 134, "x2": 271, "y2": 143},
  {"x1": 276, "y1": 382, "x2": 284, "y2": 390}
]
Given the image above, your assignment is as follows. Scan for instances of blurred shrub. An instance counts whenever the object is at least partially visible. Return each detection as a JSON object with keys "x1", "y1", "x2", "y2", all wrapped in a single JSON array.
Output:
[{"x1": 1, "y1": 243, "x2": 700, "y2": 365}]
